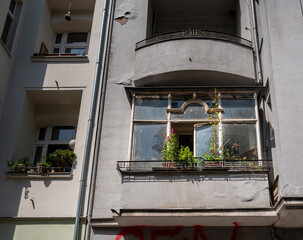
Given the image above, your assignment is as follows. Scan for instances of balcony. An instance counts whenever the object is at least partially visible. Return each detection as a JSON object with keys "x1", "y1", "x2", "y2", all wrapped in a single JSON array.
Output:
[
  {"x1": 117, "y1": 159, "x2": 272, "y2": 173},
  {"x1": 134, "y1": 29, "x2": 255, "y2": 86}
]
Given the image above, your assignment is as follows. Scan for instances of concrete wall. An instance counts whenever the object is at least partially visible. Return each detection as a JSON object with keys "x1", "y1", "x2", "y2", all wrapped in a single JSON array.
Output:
[
  {"x1": 134, "y1": 39, "x2": 255, "y2": 86},
  {"x1": 258, "y1": 0, "x2": 303, "y2": 198}
]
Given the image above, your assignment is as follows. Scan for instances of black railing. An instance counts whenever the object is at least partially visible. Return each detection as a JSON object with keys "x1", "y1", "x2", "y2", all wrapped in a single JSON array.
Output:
[
  {"x1": 117, "y1": 159, "x2": 272, "y2": 173},
  {"x1": 136, "y1": 29, "x2": 252, "y2": 50}
]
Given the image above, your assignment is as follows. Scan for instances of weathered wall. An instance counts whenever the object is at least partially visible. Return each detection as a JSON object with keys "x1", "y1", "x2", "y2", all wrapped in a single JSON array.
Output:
[{"x1": 259, "y1": 0, "x2": 303, "y2": 197}]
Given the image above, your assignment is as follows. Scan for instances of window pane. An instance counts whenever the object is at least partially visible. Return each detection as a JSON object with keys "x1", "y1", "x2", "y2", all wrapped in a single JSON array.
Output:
[
  {"x1": 51, "y1": 126, "x2": 75, "y2": 141},
  {"x1": 65, "y1": 48, "x2": 86, "y2": 54},
  {"x1": 53, "y1": 48, "x2": 60, "y2": 53},
  {"x1": 223, "y1": 124, "x2": 257, "y2": 159},
  {"x1": 1, "y1": 14, "x2": 13, "y2": 44},
  {"x1": 55, "y1": 33, "x2": 62, "y2": 44},
  {"x1": 222, "y1": 99, "x2": 255, "y2": 119},
  {"x1": 134, "y1": 98, "x2": 167, "y2": 120},
  {"x1": 34, "y1": 146, "x2": 43, "y2": 164},
  {"x1": 195, "y1": 125, "x2": 212, "y2": 156},
  {"x1": 66, "y1": 33, "x2": 88, "y2": 43},
  {"x1": 132, "y1": 124, "x2": 166, "y2": 160},
  {"x1": 171, "y1": 104, "x2": 208, "y2": 120},
  {"x1": 38, "y1": 127, "x2": 46, "y2": 140},
  {"x1": 9, "y1": 0, "x2": 16, "y2": 14}
]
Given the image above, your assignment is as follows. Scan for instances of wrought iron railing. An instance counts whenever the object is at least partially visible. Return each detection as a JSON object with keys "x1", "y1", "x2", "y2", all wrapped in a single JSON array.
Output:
[
  {"x1": 117, "y1": 159, "x2": 272, "y2": 173},
  {"x1": 136, "y1": 29, "x2": 252, "y2": 50}
]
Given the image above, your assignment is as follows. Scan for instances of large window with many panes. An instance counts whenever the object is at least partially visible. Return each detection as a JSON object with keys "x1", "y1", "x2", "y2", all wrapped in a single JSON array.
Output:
[{"x1": 130, "y1": 91, "x2": 260, "y2": 161}]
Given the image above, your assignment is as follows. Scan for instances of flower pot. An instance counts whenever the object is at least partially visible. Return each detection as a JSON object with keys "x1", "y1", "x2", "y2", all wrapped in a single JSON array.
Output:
[{"x1": 37, "y1": 164, "x2": 47, "y2": 174}]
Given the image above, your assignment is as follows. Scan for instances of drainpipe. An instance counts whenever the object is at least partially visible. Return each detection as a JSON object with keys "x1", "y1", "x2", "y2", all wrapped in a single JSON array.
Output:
[
  {"x1": 250, "y1": 0, "x2": 263, "y2": 85},
  {"x1": 73, "y1": 0, "x2": 112, "y2": 239},
  {"x1": 84, "y1": 0, "x2": 115, "y2": 239}
]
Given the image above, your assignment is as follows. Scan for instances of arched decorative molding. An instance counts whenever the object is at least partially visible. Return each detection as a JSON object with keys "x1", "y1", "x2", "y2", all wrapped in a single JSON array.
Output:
[{"x1": 167, "y1": 99, "x2": 224, "y2": 114}]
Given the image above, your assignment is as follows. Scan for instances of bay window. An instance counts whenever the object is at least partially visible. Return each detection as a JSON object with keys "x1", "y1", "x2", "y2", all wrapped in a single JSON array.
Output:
[{"x1": 130, "y1": 91, "x2": 260, "y2": 161}]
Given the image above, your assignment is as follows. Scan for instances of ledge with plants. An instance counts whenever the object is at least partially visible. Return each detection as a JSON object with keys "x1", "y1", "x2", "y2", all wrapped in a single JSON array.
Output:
[{"x1": 6, "y1": 149, "x2": 76, "y2": 179}]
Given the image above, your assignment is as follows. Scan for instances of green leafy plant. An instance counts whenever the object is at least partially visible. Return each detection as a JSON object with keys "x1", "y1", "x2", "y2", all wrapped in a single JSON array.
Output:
[
  {"x1": 178, "y1": 145, "x2": 194, "y2": 165},
  {"x1": 202, "y1": 89, "x2": 223, "y2": 160},
  {"x1": 162, "y1": 128, "x2": 178, "y2": 162},
  {"x1": 7, "y1": 156, "x2": 29, "y2": 172},
  {"x1": 47, "y1": 149, "x2": 76, "y2": 168}
]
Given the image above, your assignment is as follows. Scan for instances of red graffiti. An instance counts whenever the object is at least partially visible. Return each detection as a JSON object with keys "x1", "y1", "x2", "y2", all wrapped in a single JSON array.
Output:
[
  {"x1": 151, "y1": 226, "x2": 183, "y2": 240},
  {"x1": 115, "y1": 223, "x2": 239, "y2": 240},
  {"x1": 115, "y1": 228, "x2": 144, "y2": 240},
  {"x1": 194, "y1": 225, "x2": 207, "y2": 240},
  {"x1": 230, "y1": 222, "x2": 239, "y2": 240}
]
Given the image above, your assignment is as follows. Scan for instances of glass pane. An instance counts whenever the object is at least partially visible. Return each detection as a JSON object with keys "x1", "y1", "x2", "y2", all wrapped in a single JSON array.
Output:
[
  {"x1": 132, "y1": 124, "x2": 166, "y2": 160},
  {"x1": 223, "y1": 124, "x2": 257, "y2": 159},
  {"x1": 53, "y1": 48, "x2": 60, "y2": 53},
  {"x1": 51, "y1": 126, "x2": 75, "y2": 141},
  {"x1": 222, "y1": 99, "x2": 255, "y2": 119},
  {"x1": 34, "y1": 146, "x2": 43, "y2": 164},
  {"x1": 171, "y1": 104, "x2": 208, "y2": 120},
  {"x1": 195, "y1": 125, "x2": 212, "y2": 156},
  {"x1": 9, "y1": 0, "x2": 16, "y2": 14},
  {"x1": 38, "y1": 127, "x2": 46, "y2": 140},
  {"x1": 1, "y1": 14, "x2": 13, "y2": 44},
  {"x1": 65, "y1": 48, "x2": 86, "y2": 54},
  {"x1": 55, "y1": 34, "x2": 62, "y2": 44},
  {"x1": 66, "y1": 33, "x2": 88, "y2": 43},
  {"x1": 134, "y1": 98, "x2": 167, "y2": 120}
]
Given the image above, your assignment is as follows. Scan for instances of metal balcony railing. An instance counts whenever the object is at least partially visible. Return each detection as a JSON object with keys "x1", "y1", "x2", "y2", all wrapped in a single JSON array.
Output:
[
  {"x1": 136, "y1": 29, "x2": 252, "y2": 50},
  {"x1": 117, "y1": 159, "x2": 272, "y2": 173}
]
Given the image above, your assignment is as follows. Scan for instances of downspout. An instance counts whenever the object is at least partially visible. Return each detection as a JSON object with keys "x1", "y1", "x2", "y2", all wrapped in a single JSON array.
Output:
[
  {"x1": 250, "y1": 0, "x2": 263, "y2": 85},
  {"x1": 73, "y1": 0, "x2": 112, "y2": 239},
  {"x1": 84, "y1": 0, "x2": 115, "y2": 239}
]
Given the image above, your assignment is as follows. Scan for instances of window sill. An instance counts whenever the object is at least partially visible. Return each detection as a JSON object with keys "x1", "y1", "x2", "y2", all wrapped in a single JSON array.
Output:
[
  {"x1": 30, "y1": 54, "x2": 89, "y2": 62},
  {"x1": 6, "y1": 171, "x2": 72, "y2": 179}
]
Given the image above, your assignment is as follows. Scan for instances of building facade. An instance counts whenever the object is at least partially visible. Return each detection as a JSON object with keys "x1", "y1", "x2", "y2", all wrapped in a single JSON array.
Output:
[{"x1": 1, "y1": 0, "x2": 303, "y2": 240}]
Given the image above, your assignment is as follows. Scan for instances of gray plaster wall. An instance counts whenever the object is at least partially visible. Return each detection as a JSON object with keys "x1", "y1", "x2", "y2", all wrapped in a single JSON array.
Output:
[
  {"x1": 134, "y1": 40, "x2": 255, "y2": 86},
  {"x1": 258, "y1": 0, "x2": 303, "y2": 197},
  {"x1": 92, "y1": 0, "x2": 271, "y2": 220}
]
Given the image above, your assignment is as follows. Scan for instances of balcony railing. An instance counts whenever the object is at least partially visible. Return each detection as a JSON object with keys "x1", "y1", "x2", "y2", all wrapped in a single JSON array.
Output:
[
  {"x1": 117, "y1": 159, "x2": 272, "y2": 173},
  {"x1": 136, "y1": 29, "x2": 252, "y2": 50}
]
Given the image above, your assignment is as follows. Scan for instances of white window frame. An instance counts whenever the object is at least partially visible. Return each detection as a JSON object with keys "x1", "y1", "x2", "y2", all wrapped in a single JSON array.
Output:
[
  {"x1": 52, "y1": 32, "x2": 90, "y2": 55},
  {"x1": 33, "y1": 126, "x2": 76, "y2": 164},
  {"x1": 1, "y1": 0, "x2": 22, "y2": 52},
  {"x1": 128, "y1": 91, "x2": 262, "y2": 161}
]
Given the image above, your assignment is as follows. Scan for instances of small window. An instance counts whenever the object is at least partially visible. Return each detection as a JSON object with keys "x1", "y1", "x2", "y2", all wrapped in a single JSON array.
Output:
[
  {"x1": 52, "y1": 32, "x2": 89, "y2": 55},
  {"x1": 33, "y1": 126, "x2": 76, "y2": 164},
  {"x1": 1, "y1": 0, "x2": 22, "y2": 51}
]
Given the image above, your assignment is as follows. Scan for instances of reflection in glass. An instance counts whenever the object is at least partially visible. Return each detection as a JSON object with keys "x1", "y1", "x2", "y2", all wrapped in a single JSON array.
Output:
[
  {"x1": 195, "y1": 125, "x2": 212, "y2": 156},
  {"x1": 171, "y1": 104, "x2": 208, "y2": 120},
  {"x1": 132, "y1": 124, "x2": 166, "y2": 160},
  {"x1": 134, "y1": 98, "x2": 167, "y2": 120},
  {"x1": 51, "y1": 126, "x2": 76, "y2": 141},
  {"x1": 223, "y1": 124, "x2": 257, "y2": 159},
  {"x1": 222, "y1": 99, "x2": 255, "y2": 119}
]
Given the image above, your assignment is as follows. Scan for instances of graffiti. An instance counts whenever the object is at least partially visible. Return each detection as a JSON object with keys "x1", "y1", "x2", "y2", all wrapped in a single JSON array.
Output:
[{"x1": 115, "y1": 223, "x2": 239, "y2": 240}]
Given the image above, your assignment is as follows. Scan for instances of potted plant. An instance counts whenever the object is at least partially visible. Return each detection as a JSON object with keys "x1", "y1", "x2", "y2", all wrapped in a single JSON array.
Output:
[
  {"x1": 47, "y1": 149, "x2": 76, "y2": 172},
  {"x1": 161, "y1": 128, "x2": 178, "y2": 169},
  {"x1": 7, "y1": 156, "x2": 29, "y2": 173},
  {"x1": 178, "y1": 145, "x2": 194, "y2": 169},
  {"x1": 37, "y1": 159, "x2": 52, "y2": 174}
]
